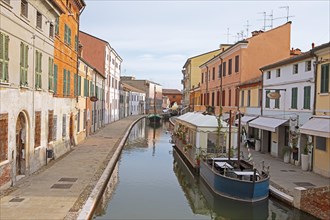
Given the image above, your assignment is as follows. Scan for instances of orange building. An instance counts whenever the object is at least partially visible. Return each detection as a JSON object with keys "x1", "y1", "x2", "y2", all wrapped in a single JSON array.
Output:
[
  {"x1": 199, "y1": 22, "x2": 291, "y2": 118},
  {"x1": 54, "y1": 0, "x2": 85, "y2": 98},
  {"x1": 162, "y1": 89, "x2": 182, "y2": 106}
]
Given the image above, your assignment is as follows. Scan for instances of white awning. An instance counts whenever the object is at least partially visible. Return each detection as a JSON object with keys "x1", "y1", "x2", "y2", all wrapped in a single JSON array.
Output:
[
  {"x1": 249, "y1": 117, "x2": 288, "y2": 132},
  {"x1": 235, "y1": 116, "x2": 258, "y2": 125},
  {"x1": 300, "y1": 117, "x2": 330, "y2": 138}
]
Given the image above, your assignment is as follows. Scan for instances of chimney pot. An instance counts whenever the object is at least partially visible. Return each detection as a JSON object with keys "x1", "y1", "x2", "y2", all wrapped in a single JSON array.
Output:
[{"x1": 312, "y1": 43, "x2": 315, "y2": 49}]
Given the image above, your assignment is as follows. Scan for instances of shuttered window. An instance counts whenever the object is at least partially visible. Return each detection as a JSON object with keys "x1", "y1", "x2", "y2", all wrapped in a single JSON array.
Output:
[
  {"x1": 228, "y1": 59, "x2": 232, "y2": 75},
  {"x1": 55, "y1": 17, "x2": 59, "y2": 35},
  {"x1": 54, "y1": 64, "x2": 58, "y2": 94},
  {"x1": 90, "y1": 81, "x2": 94, "y2": 96},
  {"x1": 36, "y1": 11, "x2": 42, "y2": 29},
  {"x1": 64, "y1": 24, "x2": 71, "y2": 45},
  {"x1": 235, "y1": 55, "x2": 239, "y2": 72},
  {"x1": 35, "y1": 50, "x2": 42, "y2": 89},
  {"x1": 275, "y1": 90, "x2": 280, "y2": 109},
  {"x1": 241, "y1": 90, "x2": 244, "y2": 107},
  {"x1": 291, "y1": 87, "x2": 298, "y2": 109},
  {"x1": 35, "y1": 111, "x2": 41, "y2": 147},
  {"x1": 78, "y1": 75, "x2": 81, "y2": 96},
  {"x1": 223, "y1": 62, "x2": 226, "y2": 76},
  {"x1": 265, "y1": 91, "x2": 270, "y2": 108},
  {"x1": 48, "y1": 110, "x2": 53, "y2": 143},
  {"x1": 74, "y1": 73, "x2": 78, "y2": 96},
  {"x1": 0, "y1": 32, "x2": 9, "y2": 82},
  {"x1": 63, "y1": 69, "x2": 67, "y2": 95},
  {"x1": 21, "y1": 0, "x2": 28, "y2": 18},
  {"x1": 67, "y1": 71, "x2": 70, "y2": 95},
  {"x1": 75, "y1": 35, "x2": 78, "y2": 51},
  {"x1": 48, "y1": 57, "x2": 54, "y2": 91},
  {"x1": 84, "y1": 78, "x2": 89, "y2": 97},
  {"x1": 20, "y1": 42, "x2": 29, "y2": 86},
  {"x1": 320, "y1": 64, "x2": 329, "y2": 93},
  {"x1": 62, "y1": 114, "x2": 66, "y2": 137},
  {"x1": 303, "y1": 86, "x2": 311, "y2": 109}
]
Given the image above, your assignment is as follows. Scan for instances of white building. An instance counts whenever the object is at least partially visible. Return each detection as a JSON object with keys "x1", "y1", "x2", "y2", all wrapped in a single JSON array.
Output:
[
  {"x1": 255, "y1": 51, "x2": 315, "y2": 161},
  {"x1": 0, "y1": 0, "x2": 63, "y2": 188},
  {"x1": 109, "y1": 48, "x2": 122, "y2": 122}
]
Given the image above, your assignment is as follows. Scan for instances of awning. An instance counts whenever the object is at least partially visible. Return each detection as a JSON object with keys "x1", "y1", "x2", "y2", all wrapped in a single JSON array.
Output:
[
  {"x1": 235, "y1": 116, "x2": 258, "y2": 125},
  {"x1": 249, "y1": 117, "x2": 288, "y2": 132},
  {"x1": 300, "y1": 117, "x2": 330, "y2": 138}
]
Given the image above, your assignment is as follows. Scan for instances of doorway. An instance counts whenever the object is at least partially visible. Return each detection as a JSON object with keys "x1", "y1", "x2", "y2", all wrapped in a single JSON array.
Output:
[{"x1": 16, "y1": 112, "x2": 27, "y2": 176}]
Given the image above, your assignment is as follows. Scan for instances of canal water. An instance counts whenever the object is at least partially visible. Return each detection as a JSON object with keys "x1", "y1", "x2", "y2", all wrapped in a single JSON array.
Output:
[{"x1": 94, "y1": 119, "x2": 317, "y2": 220}]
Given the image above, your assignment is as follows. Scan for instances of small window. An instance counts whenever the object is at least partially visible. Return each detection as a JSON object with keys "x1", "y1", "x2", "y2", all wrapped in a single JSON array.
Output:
[
  {"x1": 36, "y1": 11, "x2": 42, "y2": 29},
  {"x1": 223, "y1": 62, "x2": 226, "y2": 76},
  {"x1": 293, "y1": 64, "x2": 298, "y2": 74},
  {"x1": 320, "y1": 64, "x2": 329, "y2": 93},
  {"x1": 49, "y1": 23, "x2": 54, "y2": 38},
  {"x1": 315, "y1": 136, "x2": 326, "y2": 151},
  {"x1": 305, "y1": 60, "x2": 312, "y2": 72},
  {"x1": 21, "y1": 0, "x2": 28, "y2": 18},
  {"x1": 235, "y1": 55, "x2": 239, "y2": 72},
  {"x1": 55, "y1": 17, "x2": 59, "y2": 35},
  {"x1": 276, "y1": 69, "x2": 281, "y2": 77},
  {"x1": 228, "y1": 59, "x2": 232, "y2": 75},
  {"x1": 266, "y1": 71, "x2": 271, "y2": 79},
  {"x1": 212, "y1": 67, "x2": 215, "y2": 80}
]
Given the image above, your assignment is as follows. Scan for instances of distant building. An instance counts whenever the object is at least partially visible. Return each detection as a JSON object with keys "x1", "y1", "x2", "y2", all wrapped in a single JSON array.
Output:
[
  {"x1": 121, "y1": 77, "x2": 162, "y2": 114},
  {"x1": 162, "y1": 89, "x2": 182, "y2": 106}
]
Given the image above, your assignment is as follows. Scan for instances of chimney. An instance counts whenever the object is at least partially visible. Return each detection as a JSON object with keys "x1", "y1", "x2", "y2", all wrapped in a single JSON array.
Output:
[
  {"x1": 251, "y1": 30, "x2": 264, "y2": 37},
  {"x1": 290, "y1": 48, "x2": 302, "y2": 56},
  {"x1": 312, "y1": 43, "x2": 315, "y2": 49},
  {"x1": 78, "y1": 43, "x2": 83, "y2": 57}
]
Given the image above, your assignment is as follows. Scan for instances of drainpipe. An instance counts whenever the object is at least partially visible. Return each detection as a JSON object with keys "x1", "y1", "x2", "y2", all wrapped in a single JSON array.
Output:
[
  {"x1": 310, "y1": 49, "x2": 318, "y2": 171},
  {"x1": 219, "y1": 58, "x2": 223, "y2": 116},
  {"x1": 206, "y1": 65, "x2": 209, "y2": 108},
  {"x1": 259, "y1": 69, "x2": 264, "y2": 153}
]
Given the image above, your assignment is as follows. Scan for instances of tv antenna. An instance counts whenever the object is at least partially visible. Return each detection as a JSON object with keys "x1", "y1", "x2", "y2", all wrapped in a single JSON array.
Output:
[
  {"x1": 279, "y1": 6, "x2": 294, "y2": 22},
  {"x1": 225, "y1": 28, "x2": 231, "y2": 44},
  {"x1": 258, "y1": 12, "x2": 267, "y2": 31},
  {"x1": 244, "y1": 20, "x2": 251, "y2": 38}
]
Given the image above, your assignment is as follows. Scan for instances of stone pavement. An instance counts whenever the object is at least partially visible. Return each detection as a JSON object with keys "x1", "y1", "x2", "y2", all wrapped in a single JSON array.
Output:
[
  {"x1": 0, "y1": 115, "x2": 144, "y2": 220},
  {"x1": 242, "y1": 147, "x2": 330, "y2": 200}
]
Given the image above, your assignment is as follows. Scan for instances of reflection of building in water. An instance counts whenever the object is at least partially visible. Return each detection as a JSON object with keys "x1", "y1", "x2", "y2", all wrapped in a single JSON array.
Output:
[
  {"x1": 173, "y1": 150, "x2": 210, "y2": 216},
  {"x1": 147, "y1": 124, "x2": 162, "y2": 147},
  {"x1": 94, "y1": 163, "x2": 119, "y2": 216},
  {"x1": 125, "y1": 119, "x2": 147, "y2": 147}
]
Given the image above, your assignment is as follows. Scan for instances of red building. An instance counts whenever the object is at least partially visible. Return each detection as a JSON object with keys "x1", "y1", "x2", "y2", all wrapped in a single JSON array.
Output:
[{"x1": 162, "y1": 89, "x2": 182, "y2": 106}]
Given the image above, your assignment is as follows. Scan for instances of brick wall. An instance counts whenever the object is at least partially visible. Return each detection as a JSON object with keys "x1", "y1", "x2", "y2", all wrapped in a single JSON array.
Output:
[
  {"x1": 0, "y1": 163, "x2": 11, "y2": 187},
  {"x1": 300, "y1": 186, "x2": 330, "y2": 219}
]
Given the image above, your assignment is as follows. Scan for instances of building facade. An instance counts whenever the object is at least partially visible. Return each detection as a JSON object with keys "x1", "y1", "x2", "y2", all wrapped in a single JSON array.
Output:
[
  {"x1": 0, "y1": 0, "x2": 64, "y2": 187},
  {"x1": 79, "y1": 31, "x2": 122, "y2": 124},
  {"x1": 162, "y1": 89, "x2": 182, "y2": 107}
]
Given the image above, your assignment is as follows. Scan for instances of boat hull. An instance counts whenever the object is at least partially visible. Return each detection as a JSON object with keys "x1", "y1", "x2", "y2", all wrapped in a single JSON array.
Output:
[
  {"x1": 148, "y1": 114, "x2": 162, "y2": 124},
  {"x1": 200, "y1": 160, "x2": 269, "y2": 202}
]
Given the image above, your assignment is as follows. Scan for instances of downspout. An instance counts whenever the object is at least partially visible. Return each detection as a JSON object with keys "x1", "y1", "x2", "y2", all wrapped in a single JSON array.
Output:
[
  {"x1": 260, "y1": 69, "x2": 264, "y2": 117},
  {"x1": 206, "y1": 65, "x2": 209, "y2": 107},
  {"x1": 219, "y1": 57, "x2": 223, "y2": 116},
  {"x1": 310, "y1": 50, "x2": 318, "y2": 171}
]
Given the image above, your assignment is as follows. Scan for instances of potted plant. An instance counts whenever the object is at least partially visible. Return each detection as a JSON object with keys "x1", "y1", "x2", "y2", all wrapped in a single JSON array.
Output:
[
  {"x1": 301, "y1": 143, "x2": 310, "y2": 171},
  {"x1": 282, "y1": 145, "x2": 291, "y2": 163},
  {"x1": 195, "y1": 154, "x2": 200, "y2": 166}
]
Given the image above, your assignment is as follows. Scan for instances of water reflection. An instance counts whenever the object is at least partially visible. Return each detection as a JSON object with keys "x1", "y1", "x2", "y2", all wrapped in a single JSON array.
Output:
[{"x1": 94, "y1": 119, "x2": 317, "y2": 220}]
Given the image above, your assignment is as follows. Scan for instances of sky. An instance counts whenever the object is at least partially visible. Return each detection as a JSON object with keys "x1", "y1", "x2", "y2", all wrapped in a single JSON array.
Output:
[{"x1": 80, "y1": 0, "x2": 330, "y2": 90}]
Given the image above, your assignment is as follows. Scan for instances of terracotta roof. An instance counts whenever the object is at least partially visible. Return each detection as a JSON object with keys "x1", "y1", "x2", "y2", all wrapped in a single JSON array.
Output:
[{"x1": 162, "y1": 89, "x2": 182, "y2": 94}]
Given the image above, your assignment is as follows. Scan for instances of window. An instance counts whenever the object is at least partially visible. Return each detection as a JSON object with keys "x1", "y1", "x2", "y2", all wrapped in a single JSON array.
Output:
[
  {"x1": 223, "y1": 62, "x2": 226, "y2": 76},
  {"x1": 55, "y1": 17, "x2": 59, "y2": 35},
  {"x1": 77, "y1": 110, "x2": 80, "y2": 133},
  {"x1": 75, "y1": 35, "x2": 78, "y2": 52},
  {"x1": 90, "y1": 81, "x2": 94, "y2": 96},
  {"x1": 303, "y1": 86, "x2": 311, "y2": 109},
  {"x1": 201, "y1": 72, "x2": 204, "y2": 83},
  {"x1": 241, "y1": 90, "x2": 244, "y2": 107},
  {"x1": 48, "y1": 110, "x2": 53, "y2": 143},
  {"x1": 222, "y1": 90, "x2": 225, "y2": 106},
  {"x1": 284, "y1": 127, "x2": 289, "y2": 146},
  {"x1": 48, "y1": 57, "x2": 54, "y2": 91},
  {"x1": 228, "y1": 89, "x2": 231, "y2": 106},
  {"x1": 291, "y1": 87, "x2": 298, "y2": 109},
  {"x1": 83, "y1": 110, "x2": 86, "y2": 129},
  {"x1": 266, "y1": 71, "x2": 271, "y2": 79},
  {"x1": 305, "y1": 60, "x2": 312, "y2": 71},
  {"x1": 64, "y1": 24, "x2": 71, "y2": 45},
  {"x1": 247, "y1": 90, "x2": 251, "y2": 107},
  {"x1": 200, "y1": 94, "x2": 203, "y2": 105},
  {"x1": 20, "y1": 42, "x2": 29, "y2": 86},
  {"x1": 212, "y1": 67, "x2": 215, "y2": 80},
  {"x1": 276, "y1": 69, "x2": 281, "y2": 77},
  {"x1": 78, "y1": 75, "x2": 81, "y2": 96},
  {"x1": 320, "y1": 64, "x2": 329, "y2": 93},
  {"x1": 218, "y1": 64, "x2": 222, "y2": 78},
  {"x1": 235, "y1": 55, "x2": 239, "y2": 72},
  {"x1": 265, "y1": 91, "x2": 270, "y2": 108},
  {"x1": 258, "y1": 89, "x2": 262, "y2": 107},
  {"x1": 0, "y1": 113, "x2": 8, "y2": 162},
  {"x1": 74, "y1": 73, "x2": 78, "y2": 96},
  {"x1": 208, "y1": 71, "x2": 210, "y2": 81},
  {"x1": 21, "y1": 0, "x2": 28, "y2": 18},
  {"x1": 217, "y1": 91, "x2": 220, "y2": 106},
  {"x1": 49, "y1": 23, "x2": 54, "y2": 38},
  {"x1": 36, "y1": 11, "x2": 42, "y2": 29},
  {"x1": 0, "y1": 32, "x2": 9, "y2": 82},
  {"x1": 84, "y1": 78, "x2": 89, "y2": 97},
  {"x1": 35, "y1": 111, "x2": 41, "y2": 147},
  {"x1": 211, "y1": 92, "x2": 215, "y2": 106},
  {"x1": 35, "y1": 50, "x2": 42, "y2": 89},
  {"x1": 228, "y1": 59, "x2": 232, "y2": 75},
  {"x1": 54, "y1": 64, "x2": 58, "y2": 94},
  {"x1": 316, "y1": 136, "x2": 326, "y2": 151},
  {"x1": 62, "y1": 114, "x2": 66, "y2": 137},
  {"x1": 293, "y1": 64, "x2": 298, "y2": 74},
  {"x1": 63, "y1": 69, "x2": 70, "y2": 96},
  {"x1": 275, "y1": 90, "x2": 280, "y2": 108}
]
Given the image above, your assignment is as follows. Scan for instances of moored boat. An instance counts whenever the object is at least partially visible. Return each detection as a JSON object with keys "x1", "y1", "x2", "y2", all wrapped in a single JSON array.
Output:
[
  {"x1": 148, "y1": 114, "x2": 162, "y2": 124},
  {"x1": 200, "y1": 157, "x2": 269, "y2": 202}
]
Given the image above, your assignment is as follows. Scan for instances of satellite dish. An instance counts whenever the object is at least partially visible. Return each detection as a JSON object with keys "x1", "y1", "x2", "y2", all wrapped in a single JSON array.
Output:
[{"x1": 267, "y1": 92, "x2": 281, "y2": 99}]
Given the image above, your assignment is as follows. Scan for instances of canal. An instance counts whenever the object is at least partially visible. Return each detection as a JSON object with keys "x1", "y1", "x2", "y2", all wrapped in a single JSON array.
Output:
[{"x1": 94, "y1": 119, "x2": 317, "y2": 220}]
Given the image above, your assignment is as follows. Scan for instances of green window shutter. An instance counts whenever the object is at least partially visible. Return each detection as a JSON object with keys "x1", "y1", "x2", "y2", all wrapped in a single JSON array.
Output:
[
  {"x1": 4, "y1": 35, "x2": 9, "y2": 61},
  {"x1": 54, "y1": 64, "x2": 58, "y2": 94},
  {"x1": 24, "y1": 44, "x2": 28, "y2": 85},
  {"x1": 84, "y1": 78, "x2": 87, "y2": 96},
  {"x1": 74, "y1": 73, "x2": 77, "y2": 96},
  {"x1": 303, "y1": 86, "x2": 311, "y2": 109},
  {"x1": 63, "y1": 69, "x2": 67, "y2": 95},
  {"x1": 78, "y1": 75, "x2": 81, "y2": 96},
  {"x1": 20, "y1": 42, "x2": 24, "y2": 85},
  {"x1": 0, "y1": 33, "x2": 3, "y2": 60},
  {"x1": 68, "y1": 28, "x2": 71, "y2": 45},
  {"x1": 55, "y1": 17, "x2": 59, "y2": 35},
  {"x1": 67, "y1": 71, "x2": 70, "y2": 95},
  {"x1": 90, "y1": 81, "x2": 93, "y2": 96},
  {"x1": 291, "y1": 87, "x2": 298, "y2": 109},
  {"x1": 64, "y1": 25, "x2": 67, "y2": 43},
  {"x1": 48, "y1": 57, "x2": 54, "y2": 90},
  {"x1": 265, "y1": 91, "x2": 270, "y2": 108},
  {"x1": 321, "y1": 64, "x2": 329, "y2": 93},
  {"x1": 75, "y1": 35, "x2": 78, "y2": 51}
]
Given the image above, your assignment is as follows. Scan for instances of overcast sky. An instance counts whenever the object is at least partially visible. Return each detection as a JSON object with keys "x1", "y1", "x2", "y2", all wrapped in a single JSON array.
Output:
[{"x1": 80, "y1": 0, "x2": 330, "y2": 90}]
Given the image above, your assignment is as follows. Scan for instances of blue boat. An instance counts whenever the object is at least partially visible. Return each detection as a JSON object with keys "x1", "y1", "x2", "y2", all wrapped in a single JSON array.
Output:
[{"x1": 200, "y1": 157, "x2": 269, "y2": 202}]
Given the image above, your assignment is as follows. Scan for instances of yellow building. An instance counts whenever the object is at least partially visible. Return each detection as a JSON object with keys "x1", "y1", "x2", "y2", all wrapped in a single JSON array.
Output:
[
  {"x1": 300, "y1": 42, "x2": 330, "y2": 177},
  {"x1": 182, "y1": 45, "x2": 230, "y2": 110}
]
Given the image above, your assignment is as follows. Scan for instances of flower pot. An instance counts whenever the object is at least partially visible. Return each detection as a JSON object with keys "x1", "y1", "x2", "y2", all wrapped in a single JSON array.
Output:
[
  {"x1": 301, "y1": 154, "x2": 309, "y2": 171},
  {"x1": 284, "y1": 153, "x2": 290, "y2": 163}
]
